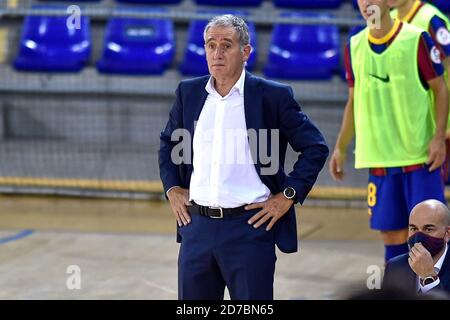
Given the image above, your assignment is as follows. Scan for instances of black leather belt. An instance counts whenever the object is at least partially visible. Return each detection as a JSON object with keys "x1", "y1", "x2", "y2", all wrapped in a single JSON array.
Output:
[{"x1": 188, "y1": 202, "x2": 247, "y2": 219}]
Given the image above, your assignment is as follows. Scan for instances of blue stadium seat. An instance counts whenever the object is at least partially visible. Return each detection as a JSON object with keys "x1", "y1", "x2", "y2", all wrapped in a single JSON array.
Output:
[
  {"x1": 264, "y1": 12, "x2": 340, "y2": 80},
  {"x1": 179, "y1": 13, "x2": 257, "y2": 76},
  {"x1": 97, "y1": 13, "x2": 175, "y2": 75},
  {"x1": 273, "y1": 0, "x2": 342, "y2": 9},
  {"x1": 38, "y1": 0, "x2": 100, "y2": 2},
  {"x1": 116, "y1": 0, "x2": 182, "y2": 4},
  {"x1": 430, "y1": 0, "x2": 450, "y2": 13},
  {"x1": 14, "y1": 7, "x2": 91, "y2": 72},
  {"x1": 195, "y1": 0, "x2": 262, "y2": 6}
]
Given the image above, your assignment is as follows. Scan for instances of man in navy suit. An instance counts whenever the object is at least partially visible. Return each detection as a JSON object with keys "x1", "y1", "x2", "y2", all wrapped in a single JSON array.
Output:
[
  {"x1": 159, "y1": 14, "x2": 328, "y2": 300},
  {"x1": 383, "y1": 199, "x2": 450, "y2": 295}
]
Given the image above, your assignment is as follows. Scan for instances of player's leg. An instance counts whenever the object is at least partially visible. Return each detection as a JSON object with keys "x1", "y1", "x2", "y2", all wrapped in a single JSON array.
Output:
[
  {"x1": 379, "y1": 230, "x2": 409, "y2": 246},
  {"x1": 368, "y1": 173, "x2": 410, "y2": 263},
  {"x1": 443, "y1": 137, "x2": 450, "y2": 185},
  {"x1": 405, "y1": 165, "x2": 446, "y2": 217}
]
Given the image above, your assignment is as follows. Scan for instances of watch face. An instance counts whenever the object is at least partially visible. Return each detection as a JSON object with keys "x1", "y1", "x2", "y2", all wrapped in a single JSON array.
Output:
[
  {"x1": 284, "y1": 187, "x2": 295, "y2": 199},
  {"x1": 423, "y1": 277, "x2": 436, "y2": 286}
]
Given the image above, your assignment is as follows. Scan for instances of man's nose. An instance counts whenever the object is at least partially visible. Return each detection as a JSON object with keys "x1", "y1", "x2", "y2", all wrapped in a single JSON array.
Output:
[{"x1": 213, "y1": 48, "x2": 224, "y2": 59}]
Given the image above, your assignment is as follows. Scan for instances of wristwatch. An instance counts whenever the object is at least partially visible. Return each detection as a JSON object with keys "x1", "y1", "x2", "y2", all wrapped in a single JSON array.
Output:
[
  {"x1": 420, "y1": 275, "x2": 438, "y2": 286},
  {"x1": 283, "y1": 187, "x2": 296, "y2": 200}
]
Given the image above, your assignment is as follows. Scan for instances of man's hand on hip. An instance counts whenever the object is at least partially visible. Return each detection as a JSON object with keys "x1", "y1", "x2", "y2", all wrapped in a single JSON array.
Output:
[
  {"x1": 167, "y1": 187, "x2": 192, "y2": 227},
  {"x1": 245, "y1": 193, "x2": 294, "y2": 231}
]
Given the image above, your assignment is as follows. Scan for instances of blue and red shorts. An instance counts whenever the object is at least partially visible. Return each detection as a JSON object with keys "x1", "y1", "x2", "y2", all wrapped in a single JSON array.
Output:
[
  {"x1": 444, "y1": 138, "x2": 450, "y2": 185},
  {"x1": 368, "y1": 164, "x2": 446, "y2": 231}
]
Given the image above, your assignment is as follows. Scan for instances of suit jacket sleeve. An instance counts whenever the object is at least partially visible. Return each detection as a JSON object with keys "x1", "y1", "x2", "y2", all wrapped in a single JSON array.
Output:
[
  {"x1": 383, "y1": 259, "x2": 395, "y2": 289},
  {"x1": 278, "y1": 86, "x2": 329, "y2": 204},
  {"x1": 383, "y1": 255, "x2": 417, "y2": 293},
  {"x1": 159, "y1": 83, "x2": 184, "y2": 194}
]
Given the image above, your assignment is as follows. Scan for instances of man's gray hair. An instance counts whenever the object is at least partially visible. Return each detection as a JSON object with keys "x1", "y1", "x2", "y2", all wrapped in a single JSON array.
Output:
[{"x1": 203, "y1": 14, "x2": 250, "y2": 49}]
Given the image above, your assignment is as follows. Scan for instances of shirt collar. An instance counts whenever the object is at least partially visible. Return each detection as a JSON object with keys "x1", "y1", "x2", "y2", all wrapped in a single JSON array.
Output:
[
  {"x1": 205, "y1": 68, "x2": 246, "y2": 98},
  {"x1": 434, "y1": 243, "x2": 448, "y2": 273},
  {"x1": 368, "y1": 18, "x2": 401, "y2": 45},
  {"x1": 401, "y1": 1, "x2": 423, "y2": 23}
]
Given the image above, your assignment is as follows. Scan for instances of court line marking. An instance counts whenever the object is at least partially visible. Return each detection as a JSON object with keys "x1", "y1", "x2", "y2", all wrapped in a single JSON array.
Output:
[
  {"x1": 0, "y1": 28, "x2": 7, "y2": 64},
  {"x1": 0, "y1": 177, "x2": 449, "y2": 200},
  {"x1": 143, "y1": 280, "x2": 177, "y2": 295},
  {"x1": 0, "y1": 229, "x2": 35, "y2": 245}
]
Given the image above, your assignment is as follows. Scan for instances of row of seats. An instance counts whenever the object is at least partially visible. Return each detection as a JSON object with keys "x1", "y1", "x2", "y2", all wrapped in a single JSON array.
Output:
[
  {"x1": 36, "y1": 0, "x2": 348, "y2": 9},
  {"x1": 14, "y1": 11, "x2": 341, "y2": 79},
  {"x1": 34, "y1": 0, "x2": 450, "y2": 12}
]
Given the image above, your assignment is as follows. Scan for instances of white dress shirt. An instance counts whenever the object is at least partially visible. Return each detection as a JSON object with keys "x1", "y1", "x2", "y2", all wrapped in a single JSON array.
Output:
[
  {"x1": 418, "y1": 244, "x2": 448, "y2": 293},
  {"x1": 189, "y1": 69, "x2": 271, "y2": 208}
]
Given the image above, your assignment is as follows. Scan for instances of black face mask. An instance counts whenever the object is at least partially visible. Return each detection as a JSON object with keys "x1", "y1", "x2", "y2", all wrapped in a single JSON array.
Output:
[{"x1": 408, "y1": 232, "x2": 446, "y2": 257}]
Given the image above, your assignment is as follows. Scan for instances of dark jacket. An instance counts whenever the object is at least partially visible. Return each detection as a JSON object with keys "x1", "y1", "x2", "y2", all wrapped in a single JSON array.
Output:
[
  {"x1": 159, "y1": 71, "x2": 329, "y2": 253},
  {"x1": 383, "y1": 248, "x2": 450, "y2": 294}
]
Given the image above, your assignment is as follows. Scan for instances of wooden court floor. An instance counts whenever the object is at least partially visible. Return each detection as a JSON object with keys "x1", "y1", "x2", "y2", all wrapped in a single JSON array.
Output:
[
  {"x1": 0, "y1": 195, "x2": 379, "y2": 240},
  {"x1": 0, "y1": 195, "x2": 384, "y2": 299}
]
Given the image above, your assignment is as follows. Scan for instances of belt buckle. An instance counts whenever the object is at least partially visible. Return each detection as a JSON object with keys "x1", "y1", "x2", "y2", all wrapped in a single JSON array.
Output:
[{"x1": 208, "y1": 206, "x2": 223, "y2": 219}]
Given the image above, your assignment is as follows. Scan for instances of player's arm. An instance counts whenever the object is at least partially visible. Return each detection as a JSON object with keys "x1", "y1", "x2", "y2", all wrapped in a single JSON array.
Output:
[
  {"x1": 444, "y1": 57, "x2": 450, "y2": 138},
  {"x1": 429, "y1": 16, "x2": 450, "y2": 137},
  {"x1": 418, "y1": 31, "x2": 449, "y2": 171},
  {"x1": 330, "y1": 42, "x2": 354, "y2": 181},
  {"x1": 445, "y1": 57, "x2": 450, "y2": 87},
  {"x1": 330, "y1": 88, "x2": 354, "y2": 181},
  {"x1": 427, "y1": 76, "x2": 448, "y2": 171}
]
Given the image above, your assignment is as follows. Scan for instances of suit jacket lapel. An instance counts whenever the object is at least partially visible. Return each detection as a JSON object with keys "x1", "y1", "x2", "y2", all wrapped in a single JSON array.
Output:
[
  {"x1": 244, "y1": 71, "x2": 262, "y2": 173},
  {"x1": 438, "y1": 247, "x2": 450, "y2": 286},
  {"x1": 189, "y1": 77, "x2": 209, "y2": 134},
  {"x1": 187, "y1": 77, "x2": 209, "y2": 167},
  {"x1": 406, "y1": 265, "x2": 417, "y2": 288},
  {"x1": 243, "y1": 71, "x2": 261, "y2": 134}
]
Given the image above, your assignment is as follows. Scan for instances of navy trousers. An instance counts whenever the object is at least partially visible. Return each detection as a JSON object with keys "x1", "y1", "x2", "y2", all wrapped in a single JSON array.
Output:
[{"x1": 178, "y1": 209, "x2": 277, "y2": 300}]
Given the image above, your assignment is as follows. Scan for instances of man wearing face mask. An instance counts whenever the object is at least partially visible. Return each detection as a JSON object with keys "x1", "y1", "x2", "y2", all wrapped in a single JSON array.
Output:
[{"x1": 383, "y1": 199, "x2": 450, "y2": 294}]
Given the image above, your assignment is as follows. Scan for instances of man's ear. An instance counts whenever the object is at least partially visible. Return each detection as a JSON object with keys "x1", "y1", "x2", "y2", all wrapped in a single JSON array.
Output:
[{"x1": 242, "y1": 44, "x2": 252, "y2": 62}]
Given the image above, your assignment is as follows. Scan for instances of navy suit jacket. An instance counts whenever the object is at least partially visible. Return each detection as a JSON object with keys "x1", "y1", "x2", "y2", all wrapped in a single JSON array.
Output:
[
  {"x1": 158, "y1": 71, "x2": 329, "y2": 253},
  {"x1": 383, "y1": 248, "x2": 450, "y2": 294}
]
